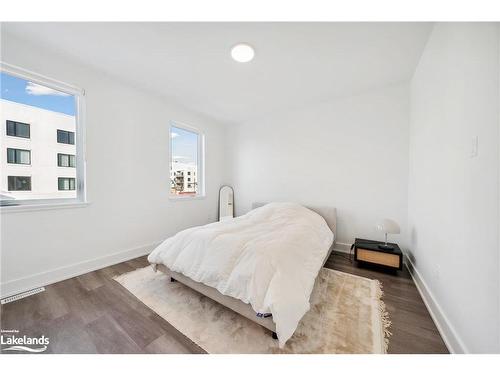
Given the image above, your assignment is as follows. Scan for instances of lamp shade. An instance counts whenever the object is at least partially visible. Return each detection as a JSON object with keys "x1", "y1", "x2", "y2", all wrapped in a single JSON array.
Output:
[{"x1": 376, "y1": 218, "x2": 400, "y2": 234}]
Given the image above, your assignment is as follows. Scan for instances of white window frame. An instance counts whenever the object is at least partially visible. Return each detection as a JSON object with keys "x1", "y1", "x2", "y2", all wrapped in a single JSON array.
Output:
[
  {"x1": 0, "y1": 62, "x2": 87, "y2": 212},
  {"x1": 169, "y1": 120, "x2": 205, "y2": 200}
]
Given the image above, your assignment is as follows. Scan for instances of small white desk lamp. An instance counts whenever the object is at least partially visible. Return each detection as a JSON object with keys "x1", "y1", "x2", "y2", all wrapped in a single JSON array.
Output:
[{"x1": 376, "y1": 218, "x2": 400, "y2": 250}]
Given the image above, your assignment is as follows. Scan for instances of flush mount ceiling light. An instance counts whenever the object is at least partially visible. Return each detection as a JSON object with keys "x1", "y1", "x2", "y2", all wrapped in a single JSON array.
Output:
[{"x1": 231, "y1": 43, "x2": 255, "y2": 63}]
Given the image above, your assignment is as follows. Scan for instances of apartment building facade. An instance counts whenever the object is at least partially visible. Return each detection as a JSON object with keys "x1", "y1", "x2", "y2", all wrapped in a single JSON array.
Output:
[
  {"x1": 170, "y1": 161, "x2": 197, "y2": 195},
  {"x1": 0, "y1": 99, "x2": 77, "y2": 201}
]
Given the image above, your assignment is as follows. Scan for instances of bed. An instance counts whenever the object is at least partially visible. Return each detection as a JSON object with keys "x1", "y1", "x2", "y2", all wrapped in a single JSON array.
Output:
[{"x1": 148, "y1": 202, "x2": 337, "y2": 347}]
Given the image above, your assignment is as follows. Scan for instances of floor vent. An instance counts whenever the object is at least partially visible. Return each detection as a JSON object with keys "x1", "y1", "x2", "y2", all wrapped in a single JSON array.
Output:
[{"x1": 1, "y1": 287, "x2": 45, "y2": 304}]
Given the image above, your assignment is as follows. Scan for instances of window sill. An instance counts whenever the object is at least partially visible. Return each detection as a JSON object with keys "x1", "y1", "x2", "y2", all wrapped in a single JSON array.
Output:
[
  {"x1": 0, "y1": 201, "x2": 90, "y2": 214},
  {"x1": 169, "y1": 195, "x2": 206, "y2": 201}
]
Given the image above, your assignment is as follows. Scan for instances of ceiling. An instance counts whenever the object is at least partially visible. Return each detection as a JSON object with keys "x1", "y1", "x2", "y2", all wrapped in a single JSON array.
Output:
[{"x1": 2, "y1": 22, "x2": 432, "y2": 125}]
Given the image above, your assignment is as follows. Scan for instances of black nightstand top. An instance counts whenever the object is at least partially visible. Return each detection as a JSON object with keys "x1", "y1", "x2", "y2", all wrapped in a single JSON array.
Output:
[{"x1": 354, "y1": 238, "x2": 402, "y2": 254}]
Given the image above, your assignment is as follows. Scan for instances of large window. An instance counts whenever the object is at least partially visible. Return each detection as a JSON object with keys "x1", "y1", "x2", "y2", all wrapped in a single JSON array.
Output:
[
  {"x1": 170, "y1": 122, "x2": 204, "y2": 198},
  {"x1": 7, "y1": 148, "x2": 31, "y2": 165},
  {"x1": 1, "y1": 63, "x2": 86, "y2": 207}
]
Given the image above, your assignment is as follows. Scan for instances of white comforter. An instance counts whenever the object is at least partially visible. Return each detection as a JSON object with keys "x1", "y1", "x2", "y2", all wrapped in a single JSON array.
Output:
[{"x1": 148, "y1": 202, "x2": 334, "y2": 347}]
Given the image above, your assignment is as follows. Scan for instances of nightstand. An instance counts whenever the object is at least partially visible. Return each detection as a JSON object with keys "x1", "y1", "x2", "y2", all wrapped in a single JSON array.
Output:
[{"x1": 352, "y1": 238, "x2": 403, "y2": 271}]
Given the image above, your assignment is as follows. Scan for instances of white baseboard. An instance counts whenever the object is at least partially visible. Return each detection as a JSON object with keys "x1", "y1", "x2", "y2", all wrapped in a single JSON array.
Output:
[
  {"x1": 333, "y1": 241, "x2": 467, "y2": 353},
  {"x1": 1, "y1": 239, "x2": 468, "y2": 353},
  {"x1": 333, "y1": 242, "x2": 352, "y2": 254},
  {"x1": 405, "y1": 257, "x2": 468, "y2": 354},
  {"x1": 0, "y1": 240, "x2": 352, "y2": 298},
  {"x1": 0, "y1": 242, "x2": 160, "y2": 299}
]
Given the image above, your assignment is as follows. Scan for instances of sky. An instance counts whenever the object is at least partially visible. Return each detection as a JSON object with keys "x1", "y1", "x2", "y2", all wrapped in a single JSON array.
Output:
[
  {"x1": 0, "y1": 72, "x2": 76, "y2": 116},
  {"x1": 171, "y1": 126, "x2": 198, "y2": 166}
]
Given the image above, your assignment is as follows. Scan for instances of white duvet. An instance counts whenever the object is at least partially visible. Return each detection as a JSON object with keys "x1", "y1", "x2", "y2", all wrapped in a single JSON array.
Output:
[{"x1": 148, "y1": 202, "x2": 334, "y2": 347}]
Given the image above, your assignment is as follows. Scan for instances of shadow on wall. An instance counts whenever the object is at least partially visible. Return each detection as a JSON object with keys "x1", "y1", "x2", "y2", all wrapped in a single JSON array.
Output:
[{"x1": 406, "y1": 226, "x2": 418, "y2": 265}]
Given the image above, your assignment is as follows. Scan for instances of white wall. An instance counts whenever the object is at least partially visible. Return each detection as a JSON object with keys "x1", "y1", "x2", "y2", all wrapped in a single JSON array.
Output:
[
  {"x1": 408, "y1": 23, "x2": 500, "y2": 353},
  {"x1": 0, "y1": 32, "x2": 230, "y2": 297},
  {"x1": 3, "y1": 22, "x2": 499, "y2": 354},
  {"x1": 228, "y1": 84, "x2": 410, "y2": 250}
]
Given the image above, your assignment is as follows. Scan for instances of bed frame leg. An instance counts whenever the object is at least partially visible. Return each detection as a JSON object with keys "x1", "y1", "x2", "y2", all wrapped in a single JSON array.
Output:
[
  {"x1": 272, "y1": 332, "x2": 278, "y2": 340},
  {"x1": 170, "y1": 277, "x2": 177, "y2": 282}
]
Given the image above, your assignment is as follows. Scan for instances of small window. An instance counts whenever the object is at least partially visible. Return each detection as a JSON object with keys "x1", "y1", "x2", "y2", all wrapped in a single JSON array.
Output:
[
  {"x1": 6, "y1": 120, "x2": 30, "y2": 138},
  {"x1": 57, "y1": 129, "x2": 75, "y2": 145},
  {"x1": 57, "y1": 153, "x2": 76, "y2": 167},
  {"x1": 170, "y1": 123, "x2": 204, "y2": 198},
  {"x1": 7, "y1": 148, "x2": 31, "y2": 165},
  {"x1": 8, "y1": 176, "x2": 31, "y2": 191},
  {"x1": 58, "y1": 177, "x2": 76, "y2": 191}
]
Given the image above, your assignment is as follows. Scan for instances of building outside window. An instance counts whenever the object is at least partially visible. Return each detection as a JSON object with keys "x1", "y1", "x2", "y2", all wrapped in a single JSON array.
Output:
[
  {"x1": 6, "y1": 120, "x2": 30, "y2": 138},
  {"x1": 7, "y1": 148, "x2": 31, "y2": 164},
  {"x1": 170, "y1": 123, "x2": 204, "y2": 198},
  {"x1": 57, "y1": 153, "x2": 76, "y2": 167},
  {"x1": 57, "y1": 129, "x2": 75, "y2": 145},
  {"x1": 8, "y1": 176, "x2": 31, "y2": 191},
  {"x1": 58, "y1": 177, "x2": 76, "y2": 191},
  {"x1": 0, "y1": 63, "x2": 85, "y2": 206}
]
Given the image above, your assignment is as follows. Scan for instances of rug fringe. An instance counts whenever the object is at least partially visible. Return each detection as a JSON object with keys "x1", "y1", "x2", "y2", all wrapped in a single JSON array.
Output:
[{"x1": 374, "y1": 280, "x2": 392, "y2": 353}]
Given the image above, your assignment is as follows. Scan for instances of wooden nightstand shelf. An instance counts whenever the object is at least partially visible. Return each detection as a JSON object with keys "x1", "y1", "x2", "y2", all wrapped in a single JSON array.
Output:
[{"x1": 353, "y1": 238, "x2": 403, "y2": 271}]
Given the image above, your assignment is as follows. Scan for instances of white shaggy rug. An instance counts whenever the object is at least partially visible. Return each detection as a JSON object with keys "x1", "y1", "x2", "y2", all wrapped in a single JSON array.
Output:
[{"x1": 114, "y1": 266, "x2": 391, "y2": 354}]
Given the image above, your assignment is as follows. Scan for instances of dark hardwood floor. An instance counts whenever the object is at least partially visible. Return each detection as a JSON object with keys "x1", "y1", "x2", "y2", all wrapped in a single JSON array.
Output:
[
  {"x1": 325, "y1": 253, "x2": 448, "y2": 354},
  {"x1": 0, "y1": 252, "x2": 448, "y2": 354}
]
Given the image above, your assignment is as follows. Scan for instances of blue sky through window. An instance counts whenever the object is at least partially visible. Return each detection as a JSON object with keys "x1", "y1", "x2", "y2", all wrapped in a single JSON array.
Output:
[
  {"x1": 171, "y1": 126, "x2": 198, "y2": 166},
  {"x1": 0, "y1": 72, "x2": 76, "y2": 116}
]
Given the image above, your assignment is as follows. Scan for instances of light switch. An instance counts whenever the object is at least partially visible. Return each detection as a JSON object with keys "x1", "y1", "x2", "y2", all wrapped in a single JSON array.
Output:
[{"x1": 471, "y1": 136, "x2": 478, "y2": 158}]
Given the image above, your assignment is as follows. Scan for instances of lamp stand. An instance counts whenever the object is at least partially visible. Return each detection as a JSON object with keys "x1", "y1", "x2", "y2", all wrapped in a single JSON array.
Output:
[{"x1": 378, "y1": 232, "x2": 395, "y2": 251}]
